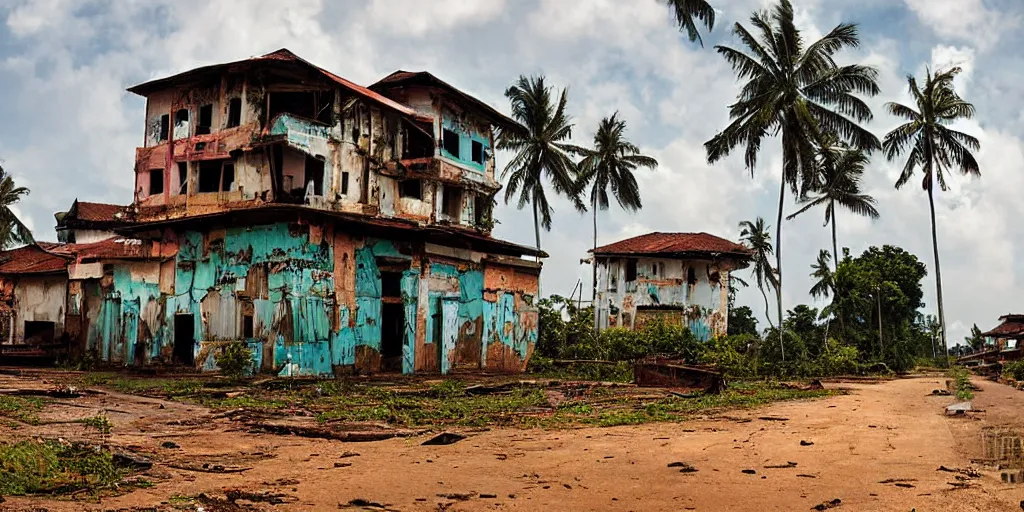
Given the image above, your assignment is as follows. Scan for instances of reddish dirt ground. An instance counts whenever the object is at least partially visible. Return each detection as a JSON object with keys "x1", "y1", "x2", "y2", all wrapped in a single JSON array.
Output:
[{"x1": 2, "y1": 371, "x2": 1023, "y2": 511}]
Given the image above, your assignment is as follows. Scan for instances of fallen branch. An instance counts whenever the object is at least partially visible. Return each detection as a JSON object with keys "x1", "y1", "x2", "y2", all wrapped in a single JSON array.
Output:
[
  {"x1": 247, "y1": 422, "x2": 422, "y2": 442},
  {"x1": 168, "y1": 463, "x2": 251, "y2": 474}
]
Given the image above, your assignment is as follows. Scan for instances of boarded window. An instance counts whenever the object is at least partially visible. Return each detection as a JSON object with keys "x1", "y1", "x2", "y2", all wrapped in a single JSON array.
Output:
[
  {"x1": 159, "y1": 114, "x2": 169, "y2": 141},
  {"x1": 442, "y1": 128, "x2": 460, "y2": 158},
  {"x1": 625, "y1": 259, "x2": 637, "y2": 282},
  {"x1": 471, "y1": 140, "x2": 484, "y2": 164},
  {"x1": 196, "y1": 104, "x2": 213, "y2": 135},
  {"x1": 198, "y1": 161, "x2": 222, "y2": 193},
  {"x1": 177, "y1": 162, "x2": 188, "y2": 194},
  {"x1": 148, "y1": 169, "x2": 164, "y2": 195},
  {"x1": 442, "y1": 185, "x2": 462, "y2": 218},
  {"x1": 341, "y1": 171, "x2": 350, "y2": 195},
  {"x1": 226, "y1": 98, "x2": 242, "y2": 128},
  {"x1": 400, "y1": 179, "x2": 422, "y2": 199}
]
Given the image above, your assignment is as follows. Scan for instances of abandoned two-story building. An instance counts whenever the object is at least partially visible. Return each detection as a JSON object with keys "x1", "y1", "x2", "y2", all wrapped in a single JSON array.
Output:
[
  {"x1": 590, "y1": 232, "x2": 751, "y2": 340},
  {"x1": 0, "y1": 49, "x2": 542, "y2": 376}
]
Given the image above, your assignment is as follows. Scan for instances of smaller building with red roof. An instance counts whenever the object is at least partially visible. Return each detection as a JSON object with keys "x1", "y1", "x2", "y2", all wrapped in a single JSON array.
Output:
[{"x1": 589, "y1": 232, "x2": 751, "y2": 340}]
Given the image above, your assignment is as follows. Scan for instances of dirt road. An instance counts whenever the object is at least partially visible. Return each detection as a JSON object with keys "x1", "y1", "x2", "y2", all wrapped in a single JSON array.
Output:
[{"x1": 2, "y1": 373, "x2": 1023, "y2": 511}]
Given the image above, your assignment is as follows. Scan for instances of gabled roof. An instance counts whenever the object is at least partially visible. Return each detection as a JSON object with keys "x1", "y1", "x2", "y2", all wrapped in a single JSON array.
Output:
[
  {"x1": 56, "y1": 200, "x2": 127, "y2": 229},
  {"x1": 127, "y1": 49, "x2": 418, "y2": 118},
  {"x1": 982, "y1": 315, "x2": 1024, "y2": 339},
  {"x1": 371, "y1": 70, "x2": 516, "y2": 127},
  {"x1": 591, "y1": 232, "x2": 752, "y2": 259},
  {"x1": 0, "y1": 245, "x2": 71, "y2": 275},
  {"x1": 47, "y1": 237, "x2": 150, "y2": 262}
]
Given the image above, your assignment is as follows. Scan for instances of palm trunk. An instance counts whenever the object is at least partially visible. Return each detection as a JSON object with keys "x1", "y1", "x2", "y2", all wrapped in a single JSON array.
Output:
[
  {"x1": 592, "y1": 196, "x2": 599, "y2": 333},
  {"x1": 927, "y1": 179, "x2": 948, "y2": 359},
  {"x1": 830, "y1": 200, "x2": 839, "y2": 271},
  {"x1": 775, "y1": 178, "x2": 786, "y2": 362},
  {"x1": 532, "y1": 198, "x2": 541, "y2": 263},
  {"x1": 760, "y1": 286, "x2": 775, "y2": 330}
]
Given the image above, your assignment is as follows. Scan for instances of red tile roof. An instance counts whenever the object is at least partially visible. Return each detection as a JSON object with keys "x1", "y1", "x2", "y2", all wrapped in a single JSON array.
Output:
[
  {"x1": 0, "y1": 245, "x2": 71, "y2": 275},
  {"x1": 982, "y1": 315, "x2": 1024, "y2": 339},
  {"x1": 45, "y1": 237, "x2": 149, "y2": 261},
  {"x1": 591, "y1": 232, "x2": 752, "y2": 258},
  {"x1": 127, "y1": 49, "x2": 419, "y2": 119},
  {"x1": 371, "y1": 70, "x2": 516, "y2": 127},
  {"x1": 74, "y1": 202, "x2": 125, "y2": 223}
]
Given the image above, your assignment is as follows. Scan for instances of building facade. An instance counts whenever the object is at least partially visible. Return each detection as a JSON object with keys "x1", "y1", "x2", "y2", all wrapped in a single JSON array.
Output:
[
  {"x1": 0, "y1": 49, "x2": 542, "y2": 376},
  {"x1": 591, "y1": 232, "x2": 751, "y2": 340}
]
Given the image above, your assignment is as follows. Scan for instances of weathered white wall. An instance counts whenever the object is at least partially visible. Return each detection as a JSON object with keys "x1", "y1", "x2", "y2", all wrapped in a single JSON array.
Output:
[{"x1": 12, "y1": 275, "x2": 68, "y2": 343}]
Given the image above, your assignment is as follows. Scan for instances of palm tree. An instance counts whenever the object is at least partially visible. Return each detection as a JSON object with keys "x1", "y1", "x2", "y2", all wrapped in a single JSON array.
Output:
[
  {"x1": 788, "y1": 136, "x2": 879, "y2": 267},
  {"x1": 0, "y1": 164, "x2": 32, "y2": 248},
  {"x1": 881, "y1": 66, "x2": 980, "y2": 358},
  {"x1": 497, "y1": 75, "x2": 585, "y2": 256},
  {"x1": 665, "y1": 0, "x2": 716, "y2": 47},
  {"x1": 575, "y1": 113, "x2": 659, "y2": 304},
  {"x1": 705, "y1": 0, "x2": 880, "y2": 353},
  {"x1": 809, "y1": 249, "x2": 834, "y2": 299},
  {"x1": 739, "y1": 218, "x2": 779, "y2": 343}
]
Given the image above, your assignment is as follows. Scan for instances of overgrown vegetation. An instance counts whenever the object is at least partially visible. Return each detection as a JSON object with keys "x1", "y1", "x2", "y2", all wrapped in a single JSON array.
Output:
[
  {"x1": 0, "y1": 395, "x2": 45, "y2": 425},
  {"x1": 215, "y1": 341, "x2": 254, "y2": 381},
  {"x1": 1003, "y1": 360, "x2": 1024, "y2": 382},
  {"x1": 80, "y1": 373, "x2": 203, "y2": 396},
  {"x1": 78, "y1": 415, "x2": 113, "y2": 435},
  {"x1": 949, "y1": 366, "x2": 975, "y2": 401},
  {"x1": 0, "y1": 439, "x2": 127, "y2": 495}
]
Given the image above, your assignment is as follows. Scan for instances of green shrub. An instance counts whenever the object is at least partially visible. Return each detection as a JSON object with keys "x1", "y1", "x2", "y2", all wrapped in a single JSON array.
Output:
[
  {"x1": 0, "y1": 440, "x2": 126, "y2": 495},
  {"x1": 1003, "y1": 360, "x2": 1024, "y2": 381},
  {"x1": 948, "y1": 366, "x2": 974, "y2": 401},
  {"x1": 817, "y1": 339, "x2": 861, "y2": 376},
  {"x1": 701, "y1": 335, "x2": 756, "y2": 378},
  {"x1": 214, "y1": 341, "x2": 254, "y2": 381}
]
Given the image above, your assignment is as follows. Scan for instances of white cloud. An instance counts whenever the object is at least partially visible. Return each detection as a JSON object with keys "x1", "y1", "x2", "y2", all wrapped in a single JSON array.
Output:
[
  {"x1": 366, "y1": 0, "x2": 507, "y2": 37},
  {"x1": 904, "y1": 0, "x2": 1017, "y2": 49}
]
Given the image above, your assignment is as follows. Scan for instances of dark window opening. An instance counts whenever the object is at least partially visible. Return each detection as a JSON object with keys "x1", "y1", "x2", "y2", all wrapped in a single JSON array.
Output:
[
  {"x1": 652, "y1": 263, "x2": 658, "y2": 276},
  {"x1": 148, "y1": 169, "x2": 164, "y2": 195},
  {"x1": 198, "y1": 160, "x2": 223, "y2": 193},
  {"x1": 687, "y1": 267, "x2": 697, "y2": 285},
  {"x1": 442, "y1": 128, "x2": 460, "y2": 158},
  {"x1": 24, "y1": 321, "x2": 55, "y2": 345},
  {"x1": 226, "y1": 98, "x2": 242, "y2": 128},
  {"x1": 442, "y1": 185, "x2": 462, "y2": 219},
  {"x1": 304, "y1": 156, "x2": 325, "y2": 196},
  {"x1": 221, "y1": 163, "x2": 235, "y2": 192},
  {"x1": 474, "y1": 194, "x2": 491, "y2": 227},
  {"x1": 196, "y1": 104, "x2": 213, "y2": 135},
  {"x1": 159, "y1": 114, "x2": 169, "y2": 141},
  {"x1": 341, "y1": 171, "x2": 350, "y2": 195},
  {"x1": 625, "y1": 259, "x2": 638, "y2": 282},
  {"x1": 400, "y1": 179, "x2": 422, "y2": 199},
  {"x1": 402, "y1": 125, "x2": 434, "y2": 159},
  {"x1": 471, "y1": 140, "x2": 484, "y2": 164},
  {"x1": 173, "y1": 314, "x2": 195, "y2": 366},
  {"x1": 380, "y1": 303, "x2": 404, "y2": 372},
  {"x1": 177, "y1": 162, "x2": 188, "y2": 194},
  {"x1": 268, "y1": 91, "x2": 332, "y2": 125},
  {"x1": 242, "y1": 314, "x2": 254, "y2": 339},
  {"x1": 174, "y1": 108, "x2": 189, "y2": 125},
  {"x1": 380, "y1": 271, "x2": 403, "y2": 298}
]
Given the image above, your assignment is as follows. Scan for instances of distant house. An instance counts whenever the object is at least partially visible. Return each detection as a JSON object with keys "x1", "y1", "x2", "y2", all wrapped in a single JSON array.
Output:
[
  {"x1": 590, "y1": 232, "x2": 752, "y2": 340},
  {"x1": 965, "y1": 314, "x2": 1024, "y2": 363},
  {"x1": 54, "y1": 200, "x2": 127, "y2": 244}
]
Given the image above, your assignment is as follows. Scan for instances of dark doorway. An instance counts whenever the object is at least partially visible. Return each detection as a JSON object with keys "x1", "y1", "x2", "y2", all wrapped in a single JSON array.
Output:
[
  {"x1": 24, "y1": 321, "x2": 55, "y2": 345},
  {"x1": 380, "y1": 303, "x2": 404, "y2": 372},
  {"x1": 173, "y1": 314, "x2": 195, "y2": 366}
]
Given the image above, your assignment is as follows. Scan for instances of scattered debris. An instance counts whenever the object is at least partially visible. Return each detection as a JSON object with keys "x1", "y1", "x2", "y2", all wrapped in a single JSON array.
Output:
[
  {"x1": 759, "y1": 416, "x2": 789, "y2": 422},
  {"x1": 437, "y1": 492, "x2": 475, "y2": 501},
  {"x1": 938, "y1": 466, "x2": 982, "y2": 479},
  {"x1": 339, "y1": 451, "x2": 361, "y2": 458},
  {"x1": 945, "y1": 402, "x2": 973, "y2": 416},
  {"x1": 225, "y1": 489, "x2": 297, "y2": 505},
  {"x1": 112, "y1": 451, "x2": 153, "y2": 470},
  {"x1": 780, "y1": 380, "x2": 824, "y2": 391},
  {"x1": 342, "y1": 498, "x2": 391, "y2": 509},
  {"x1": 248, "y1": 421, "x2": 419, "y2": 442},
  {"x1": 633, "y1": 360, "x2": 726, "y2": 394},
  {"x1": 894, "y1": 483, "x2": 915, "y2": 488},
  {"x1": 480, "y1": 493, "x2": 497, "y2": 499},
  {"x1": 742, "y1": 469, "x2": 757, "y2": 475},
  {"x1": 160, "y1": 441, "x2": 180, "y2": 449},
  {"x1": 765, "y1": 462, "x2": 798, "y2": 469},
  {"x1": 800, "y1": 440, "x2": 815, "y2": 446},
  {"x1": 334, "y1": 462, "x2": 352, "y2": 468},
  {"x1": 422, "y1": 433, "x2": 467, "y2": 446},
  {"x1": 812, "y1": 498, "x2": 842, "y2": 510},
  {"x1": 878, "y1": 478, "x2": 917, "y2": 484},
  {"x1": 168, "y1": 463, "x2": 250, "y2": 474},
  {"x1": 931, "y1": 389, "x2": 951, "y2": 396},
  {"x1": 797, "y1": 474, "x2": 817, "y2": 479}
]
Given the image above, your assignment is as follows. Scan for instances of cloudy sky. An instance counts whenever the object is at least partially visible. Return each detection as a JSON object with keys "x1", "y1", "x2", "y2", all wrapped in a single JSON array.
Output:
[{"x1": 0, "y1": 0, "x2": 1020, "y2": 345}]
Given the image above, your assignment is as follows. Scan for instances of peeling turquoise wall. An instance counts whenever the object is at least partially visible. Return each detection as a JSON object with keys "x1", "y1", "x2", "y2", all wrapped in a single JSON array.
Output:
[{"x1": 439, "y1": 112, "x2": 489, "y2": 173}]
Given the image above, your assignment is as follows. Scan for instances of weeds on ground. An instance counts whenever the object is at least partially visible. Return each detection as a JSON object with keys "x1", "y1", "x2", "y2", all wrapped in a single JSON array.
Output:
[
  {"x1": 0, "y1": 395, "x2": 45, "y2": 425},
  {"x1": 80, "y1": 373, "x2": 202, "y2": 397},
  {"x1": 77, "y1": 415, "x2": 113, "y2": 435},
  {"x1": 948, "y1": 366, "x2": 975, "y2": 401},
  {"x1": 0, "y1": 439, "x2": 127, "y2": 495}
]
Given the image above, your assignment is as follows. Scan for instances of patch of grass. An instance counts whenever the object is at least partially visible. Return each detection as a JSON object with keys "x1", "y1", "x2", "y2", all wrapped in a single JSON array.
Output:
[
  {"x1": 0, "y1": 439, "x2": 128, "y2": 495},
  {"x1": 0, "y1": 395, "x2": 45, "y2": 425},
  {"x1": 949, "y1": 366, "x2": 975, "y2": 401},
  {"x1": 78, "y1": 415, "x2": 113, "y2": 435},
  {"x1": 80, "y1": 374, "x2": 203, "y2": 397},
  {"x1": 199, "y1": 395, "x2": 290, "y2": 410}
]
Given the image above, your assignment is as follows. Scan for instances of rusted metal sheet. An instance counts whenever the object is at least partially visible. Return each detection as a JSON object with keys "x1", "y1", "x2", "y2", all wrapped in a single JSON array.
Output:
[{"x1": 634, "y1": 359, "x2": 726, "y2": 394}]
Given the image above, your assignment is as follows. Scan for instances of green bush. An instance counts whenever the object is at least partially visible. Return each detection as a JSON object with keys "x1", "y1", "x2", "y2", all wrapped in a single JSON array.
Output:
[
  {"x1": 701, "y1": 335, "x2": 756, "y2": 378},
  {"x1": 817, "y1": 339, "x2": 861, "y2": 376},
  {"x1": 1003, "y1": 360, "x2": 1024, "y2": 381},
  {"x1": 948, "y1": 366, "x2": 974, "y2": 401},
  {"x1": 214, "y1": 341, "x2": 254, "y2": 381},
  {"x1": 0, "y1": 440, "x2": 126, "y2": 495}
]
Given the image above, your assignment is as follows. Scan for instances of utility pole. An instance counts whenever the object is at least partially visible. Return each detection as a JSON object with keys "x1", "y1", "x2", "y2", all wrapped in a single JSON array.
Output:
[{"x1": 876, "y1": 285, "x2": 884, "y2": 357}]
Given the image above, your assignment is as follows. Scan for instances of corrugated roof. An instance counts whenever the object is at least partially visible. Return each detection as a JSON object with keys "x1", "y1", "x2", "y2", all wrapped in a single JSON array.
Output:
[
  {"x1": 51, "y1": 237, "x2": 149, "y2": 261},
  {"x1": 591, "y1": 232, "x2": 752, "y2": 257},
  {"x1": 0, "y1": 245, "x2": 71, "y2": 275},
  {"x1": 127, "y1": 49, "x2": 419, "y2": 118},
  {"x1": 371, "y1": 70, "x2": 516, "y2": 127},
  {"x1": 74, "y1": 202, "x2": 126, "y2": 223}
]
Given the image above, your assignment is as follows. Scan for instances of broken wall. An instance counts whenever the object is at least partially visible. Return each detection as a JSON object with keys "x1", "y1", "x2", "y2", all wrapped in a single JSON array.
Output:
[{"x1": 11, "y1": 275, "x2": 68, "y2": 344}]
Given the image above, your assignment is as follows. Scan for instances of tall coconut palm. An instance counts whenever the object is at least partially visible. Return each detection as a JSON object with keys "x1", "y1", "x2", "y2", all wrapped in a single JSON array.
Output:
[
  {"x1": 881, "y1": 66, "x2": 980, "y2": 358},
  {"x1": 665, "y1": 0, "x2": 716, "y2": 47},
  {"x1": 575, "y1": 113, "x2": 659, "y2": 305},
  {"x1": 497, "y1": 76, "x2": 585, "y2": 256},
  {"x1": 809, "y1": 249, "x2": 834, "y2": 300},
  {"x1": 788, "y1": 136, "x2": 879, "y2": 268},
  {"x1": 0, "y1": 164, "x2": 33, "y2": 248},
  {"x1": 739, "y1": 218, "x2": 779, "y2": 340},
  {"x1": 705, "y1": 0, "x2": 880, "y2": 355}
]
